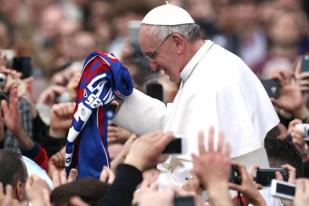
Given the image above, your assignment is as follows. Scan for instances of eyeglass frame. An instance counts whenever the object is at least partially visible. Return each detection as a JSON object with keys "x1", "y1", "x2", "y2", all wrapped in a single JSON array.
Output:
[{"x1": 144, "y1": 33, "x2": 173, "y2": 61}]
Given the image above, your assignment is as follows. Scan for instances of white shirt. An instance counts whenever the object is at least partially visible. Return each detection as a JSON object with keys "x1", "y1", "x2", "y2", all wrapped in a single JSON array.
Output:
[
  {"x1": 22, "y1": 156, "x2": 53, "y2": 188},
  {"x1": 114, "y1": 40, "x2": 279, "y2": 186}
]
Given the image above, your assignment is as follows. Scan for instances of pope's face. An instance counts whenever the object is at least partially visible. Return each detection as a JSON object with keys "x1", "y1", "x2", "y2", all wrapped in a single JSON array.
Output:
[{"x1": 139, "y1": 25, "x2": 182, "y2": 83}]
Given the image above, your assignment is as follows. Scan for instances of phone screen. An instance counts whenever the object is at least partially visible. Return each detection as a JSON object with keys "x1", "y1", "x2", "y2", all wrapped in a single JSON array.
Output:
[
  {"x1": 162, "y1": 138, "x2": 182, "y2": 154},
  {"x1": 302, "y1": 55, "x2": 309, "y2": 72},
  {"x1": 276, "y1": 183, "x2": 295, "y2": 196}
]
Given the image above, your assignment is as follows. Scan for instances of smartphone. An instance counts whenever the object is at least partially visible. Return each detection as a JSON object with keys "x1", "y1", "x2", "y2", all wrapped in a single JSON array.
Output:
[
  {"x1": 146, "y1": 82, "x2": 163, "y2": 101},
  {"x1": 162, "y1": 138, "x2": 186, "y2": 154},
  {"x1": 302, "y1": 55, "x2": 309, "y2": 72},
  {"x1": 12, "y1": 56, "x2": 32, "y2": 79},
  {"x1": 128, "y1": 20, "x2": 141, "y2": 46},
  {"x1": 260, "y1": 79, "x2": 280, "y2": 99},
  {"x1": 106, "y1": 104, "x2": 118, "y2": 120},
  {"x1": 255, "y1": 168, "x2": 288, "y2": 187},
  {"x1": 174, "y1": 196, "x2": 195, "y2": 206},
  {"x1": 270, "y1": 179, "x2": 295, "y2": 200},
  {"x1": 229, "y1": 165, "x2": 241, "y2": 185}
]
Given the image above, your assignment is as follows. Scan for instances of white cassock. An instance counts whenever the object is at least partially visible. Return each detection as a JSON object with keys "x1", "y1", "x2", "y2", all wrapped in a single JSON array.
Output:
[{"x1": 114, "y1": 40, "x2": 279, "y2": 187}]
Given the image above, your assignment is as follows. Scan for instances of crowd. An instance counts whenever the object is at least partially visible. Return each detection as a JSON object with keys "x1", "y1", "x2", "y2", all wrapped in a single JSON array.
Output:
[{"x1": 0, "y1": 0, "x2": 308, "y2": 205}]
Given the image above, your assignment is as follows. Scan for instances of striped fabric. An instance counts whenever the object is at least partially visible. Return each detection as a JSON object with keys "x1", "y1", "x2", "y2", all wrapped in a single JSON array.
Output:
[{"x1": 65, "y1": 51, "x2": 133, "y2": 178}]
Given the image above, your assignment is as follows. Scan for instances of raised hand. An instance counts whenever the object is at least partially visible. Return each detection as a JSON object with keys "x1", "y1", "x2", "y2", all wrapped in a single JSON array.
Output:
[
  {"x1": 1, "y1": 85, "x2": 23, "y2": 135},
  {"x1": 25, "y1": 175, "x2": 51, "y2": 206},
  {"x1": 107, "y1": 123, "x2": 132, "y2": 144},
  {"x1": 49, "y1": 102, "x2": 75, "y2": 138},
  {"x1": 294, "y1": 178, "x2": 309, "y2": 206},
  {"x1": 192, "y1": 127, "x2": 231, "y2": 189},
  {"x1": 99, "y1": 166, "x2": 115, "y2": 184},
  {"x1": 192, "y1": 127, "x2": 233, "y2": 206},
  {"x1": 124, "y1": 130, "x2": 174, "y2": 172},
  {"x1": 37, "y1": 85, "x2": 67, "y2": 106},
  {"x1": 0, "y1": 183, "x2": 27, "y2": 206}
]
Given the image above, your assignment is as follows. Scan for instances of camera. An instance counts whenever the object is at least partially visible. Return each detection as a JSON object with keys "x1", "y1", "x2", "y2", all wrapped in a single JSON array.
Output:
[
  {"x1": 271, "y1": 179, "x2": 295, "y2": 200},
  {"x1": 255, "y1": 168, "x2": 288, "y2": 187},
  {"x1": 12, "y1": 56, "x2": 32, "y2": 79},
  {"x1": 229, "y1": 165, "x2": 241, "y2": 185},
  {"x1": 295, "y1": 123, "x2": 309, "y2": 143}
]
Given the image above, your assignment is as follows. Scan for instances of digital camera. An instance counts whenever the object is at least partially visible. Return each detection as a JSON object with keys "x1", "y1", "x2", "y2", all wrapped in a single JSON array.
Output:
[
  {"x1": 295, "y1": 123, "x2": 309, "y2": 142},
  {"x1": 255, "y1": 168, "x2": 289, "y2": 187}
]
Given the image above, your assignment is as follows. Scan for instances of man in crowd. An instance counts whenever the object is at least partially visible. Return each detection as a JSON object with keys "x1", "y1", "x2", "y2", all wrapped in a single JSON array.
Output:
[{"x1": 0, "y1": 150, "x2": 28, "y2": 202}]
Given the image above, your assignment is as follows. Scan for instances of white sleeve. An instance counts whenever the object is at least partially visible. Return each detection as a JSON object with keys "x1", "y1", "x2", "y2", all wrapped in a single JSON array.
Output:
[{"x1": 113, "y1": 89, "x2": 166, "y2": 135}]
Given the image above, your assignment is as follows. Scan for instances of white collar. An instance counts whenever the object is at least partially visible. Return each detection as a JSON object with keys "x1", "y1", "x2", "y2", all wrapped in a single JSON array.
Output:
[{"x1": 180, "y1": 40, "x2": 214, "y2": 83}]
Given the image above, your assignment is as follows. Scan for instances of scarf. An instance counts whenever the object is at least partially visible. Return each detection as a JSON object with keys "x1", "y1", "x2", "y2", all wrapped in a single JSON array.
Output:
[{"x1": 65, "y1": 50, "x2": 133, "y2": 178}]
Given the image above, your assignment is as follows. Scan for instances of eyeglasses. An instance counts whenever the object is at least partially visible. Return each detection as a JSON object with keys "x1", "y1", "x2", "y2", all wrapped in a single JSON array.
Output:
[{"x1": 145, "y1": 34, "x2": 173, "y2": 61}]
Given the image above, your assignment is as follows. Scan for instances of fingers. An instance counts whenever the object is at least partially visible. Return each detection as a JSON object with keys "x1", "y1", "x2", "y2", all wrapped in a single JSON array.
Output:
[
  {"x1": 228, "y1": 182, "x2": 241, "y2": 191},
  {"x1": 0, "y1": 182, "x2": 4, "y2": 202},
  {"x1": 281, "y1": 164, "x2": 296, "y2": 183},
  {"x1": 0, "y1": 98, "x2": 8, "y2": 115},
  {"x1": 295, "y1": 179, "x2": 304, "y2": 200},
  {"x1": 68, "y1": 169, "x2": 78, "y2": 183},
  {"x1": 207, "y1": 127, "x2": 215, "y2": 153},
  {"x1": 60, "y1": 169, "x2": 67, "y2": 184},
  {"x1": 2, "y1": 185, "x2": 13, "y2": 206},
  {"x1": 158, "y1": 131, "x2": 174, "y2": 151},
  {"x1": 52, "y1": 170, "x2": 61, "y2": 187},
  {"x1": 275, "y1": 171, "x2": 283, "y2": 181},
  {"x1": 294, "y1": 57, "x2": 303, "y2": 74},
  {"x1": 100, "y1": 166, "x2": 115, "y2": 184},
  {"x1": 288, "y1": 119, "x2": 302, "y2": 130},
  {"x1": 52, "y1": 102, "x2": 75, "y2": 117},
  {"x1": 100, "y1": 166, "x2": 109, "y2": 182},
  {"x1": 236, "y1": 163, "x2": 248, "y2": 180},
  {"x1": 125, "y1": 134, "x2": 138, "y2": 145},
  {"x1": 223, "y1": 142, "x2": 231, "y2": 160},
  {"x1": 70, "y1": 196, "x2": 90, "y2": 206},
  {"x1": 42, "y1": 188, "x2": 51, "y2": 206}
]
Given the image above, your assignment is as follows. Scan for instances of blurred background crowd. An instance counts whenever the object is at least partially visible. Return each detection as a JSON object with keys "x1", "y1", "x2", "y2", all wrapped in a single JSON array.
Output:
[{"x1": 0, "y1": 0, "x2": 308, "y2": 205}]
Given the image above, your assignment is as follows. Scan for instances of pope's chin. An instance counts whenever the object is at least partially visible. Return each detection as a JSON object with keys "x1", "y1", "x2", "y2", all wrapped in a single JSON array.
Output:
[{"x1": 169, "y1": 75, "x2": 181, "y2": 83}]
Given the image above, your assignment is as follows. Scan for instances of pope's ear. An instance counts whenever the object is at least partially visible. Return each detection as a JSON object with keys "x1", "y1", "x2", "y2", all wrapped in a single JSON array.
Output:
[{"x1": 171, "y1": 34, "x2": 185, "y2": 53}]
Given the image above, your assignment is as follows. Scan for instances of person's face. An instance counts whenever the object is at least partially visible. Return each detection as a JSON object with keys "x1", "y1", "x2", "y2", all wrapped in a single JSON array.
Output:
[
  {"x1": 269, "y1": 12, "x2": 302, "y2": 47},
  {"x1": 139, "y1": 25, "x2": 182, "y2": 83}
]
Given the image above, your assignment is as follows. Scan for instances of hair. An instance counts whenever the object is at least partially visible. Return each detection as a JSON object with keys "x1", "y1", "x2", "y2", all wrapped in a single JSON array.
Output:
[
  {"x1": 264, "y1": 133, "x2": 304, "y2": 177},
  {"x1": 50, "y1": 179, "x2": 109, "y2": 206},
  {"x1": 0, "y1": 150, "x2": 28, "y2": 187},
  {"x1": 149, "y1": 24, "x2": 201, "y2": 42}
]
